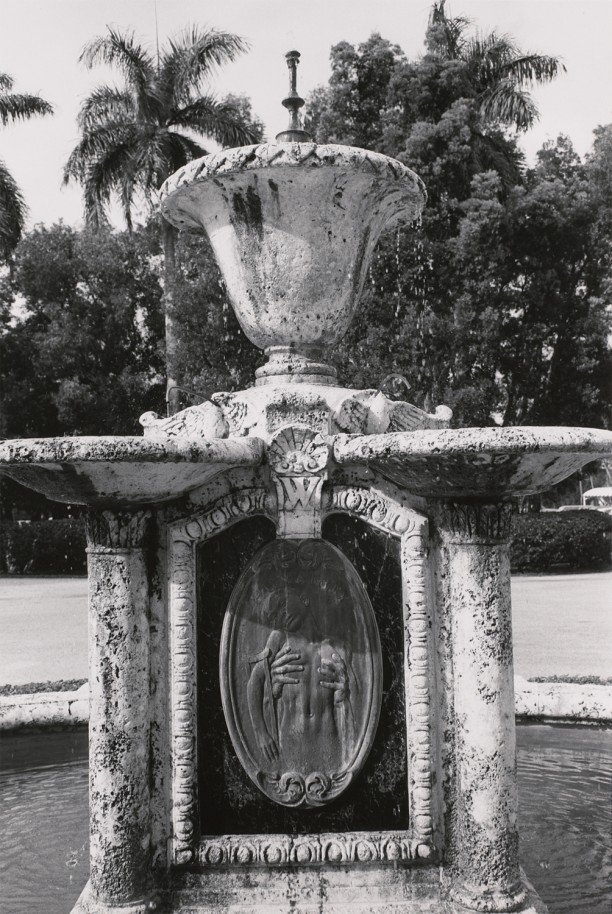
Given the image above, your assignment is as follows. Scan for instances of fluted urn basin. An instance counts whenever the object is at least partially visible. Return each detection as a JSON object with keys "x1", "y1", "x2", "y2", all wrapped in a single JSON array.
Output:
[{"x1": 160, "y1": 142, "x2": 426, "y2": 381}]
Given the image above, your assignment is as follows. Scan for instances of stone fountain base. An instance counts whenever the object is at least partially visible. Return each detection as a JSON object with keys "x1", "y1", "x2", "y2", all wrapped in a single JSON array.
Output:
[{"x1": 71, "y1": 867, "x2": 549, "y2": 914}]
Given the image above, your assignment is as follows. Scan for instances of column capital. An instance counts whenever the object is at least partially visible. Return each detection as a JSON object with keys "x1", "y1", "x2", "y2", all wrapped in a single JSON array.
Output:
[
  {"x1": 435, "y1": 499, "x2": 514, "y2": 545},
  {"x1": 86, "y1": 509, "x2": 151, "y2": 552}
]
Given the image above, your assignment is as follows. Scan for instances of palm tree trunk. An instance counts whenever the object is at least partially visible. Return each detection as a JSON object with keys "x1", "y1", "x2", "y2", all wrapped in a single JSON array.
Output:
[{"x1": 162, "y1": 220, "x2": 181, "y2": 416}]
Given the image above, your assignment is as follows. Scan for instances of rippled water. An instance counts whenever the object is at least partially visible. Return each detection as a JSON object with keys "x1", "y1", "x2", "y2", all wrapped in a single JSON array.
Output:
[
  {"x1": 517, "y1": 724, "x2": 612, "y2": 914},
  {"x1": 0, "y1": 725, "x2": 610, "y2": 914},
  {"x1": 0, "y1": 730, "x2": 89, "y2": 914}
]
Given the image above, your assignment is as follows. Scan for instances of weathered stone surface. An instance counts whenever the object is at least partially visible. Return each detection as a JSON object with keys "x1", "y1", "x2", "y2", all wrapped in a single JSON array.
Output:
[
  {"x1": 333, "y1": 426, "x2": 612, "y2": 497},
  {"x1": 514, "y1": 676, "x2": 612, "y2": 721},
  {"x1": 220, "y1": 537, "x2": 383, "y2": 808},
  {"x1": 160, "y1": 143, "x2": 426, "y2": 381},
  {"x1": 87, "y1": 512, "x2": 151, "y2": 906},
  {"x1": 0, "y1": 682, "x2": 89, "y2": 729},
  {"x1": 0, "y1": 435, "x2": 264, "y2": 505},
  {"x1": 436, "y1": 502, "x2": 524, "y2": 913}
]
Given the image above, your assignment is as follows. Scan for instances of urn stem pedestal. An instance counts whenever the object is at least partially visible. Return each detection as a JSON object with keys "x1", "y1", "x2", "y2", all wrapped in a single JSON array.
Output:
[
  {"x1": 86, "y1": 511, "x2": 152, "y2": 908},
  {"x1": 436, "y1": 501, "x2": 525, "y2": 912}
]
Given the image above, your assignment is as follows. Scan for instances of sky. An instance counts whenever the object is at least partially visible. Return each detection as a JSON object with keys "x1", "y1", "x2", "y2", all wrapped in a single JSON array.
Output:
[{"x1": 1, "y1": 0, "x2": 611, "y2": 230}]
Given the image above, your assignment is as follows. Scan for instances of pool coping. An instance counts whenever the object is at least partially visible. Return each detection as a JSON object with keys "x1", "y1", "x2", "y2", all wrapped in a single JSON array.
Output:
[{"x1": 1, "y1": 677, "x2": 611, "y2": 730}]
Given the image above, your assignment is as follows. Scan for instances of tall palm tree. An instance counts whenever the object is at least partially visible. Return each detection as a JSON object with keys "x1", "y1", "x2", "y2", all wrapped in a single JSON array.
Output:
[
  {"x1": 427, "y1": 1, "x2": 564, "y2": 132},
  {"x1": 0, "y1": 73, "x2": 53, "y2": 260},
  {"x1": 64, "y1": 26, "x2": 259, "y2": 412}
]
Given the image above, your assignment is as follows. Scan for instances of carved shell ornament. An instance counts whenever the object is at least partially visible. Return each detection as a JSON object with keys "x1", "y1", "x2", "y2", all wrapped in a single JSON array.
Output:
[
  {"x1": 268, "y1": 426, "x2": 329, "y2": 475},
  {"x1": 220, "y1": 538, "x2": 382, "y2": 807}
]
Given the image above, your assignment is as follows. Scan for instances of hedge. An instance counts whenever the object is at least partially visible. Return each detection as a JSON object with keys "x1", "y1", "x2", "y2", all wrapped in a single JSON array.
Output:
[
  {"x1": 0, "y1": 518, "x2": 87, "y2": 574},
  {"x1": 1, "y1": 510, "x2": 610, "y2": 576},
  {"x1": 510, "y1": 510, "x2": 612, "y2": 573}
]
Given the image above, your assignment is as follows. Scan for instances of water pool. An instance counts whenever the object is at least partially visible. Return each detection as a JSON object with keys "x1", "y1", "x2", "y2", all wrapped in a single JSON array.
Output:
[{"x1": 0, "y1": 724, "x2": 610, "y2": 914}]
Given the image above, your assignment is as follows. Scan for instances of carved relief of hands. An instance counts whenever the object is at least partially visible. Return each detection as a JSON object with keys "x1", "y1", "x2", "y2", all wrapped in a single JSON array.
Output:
[
  {"x1": 270, "y1": 644, "x2": 304, "y2": 698},
  {"x1": 319, "y1": 652, "x2": 349, "y2": 705}
]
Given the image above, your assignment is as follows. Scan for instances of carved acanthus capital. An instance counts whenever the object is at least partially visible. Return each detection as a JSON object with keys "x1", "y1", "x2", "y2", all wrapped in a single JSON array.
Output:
[
  {"x1": 86, "y1": 509, "x2": 151, "y2": 552},
  {"x1": 436, "y1": 500, "x2": 514, "y2": 545}
]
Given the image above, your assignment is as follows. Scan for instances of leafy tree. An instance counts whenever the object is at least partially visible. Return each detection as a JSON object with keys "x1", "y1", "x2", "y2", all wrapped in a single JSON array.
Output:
[
  {"x1": 63, "y1": 25, "x2": 262, "y2": 412},
  {"x1": 0, "y1": 72, "x2": 53, "y2": 259},
  {"x1": 303, "y1": 10, "x2": 609, "y2": 429},
  {"x1": 306, "y1": 35, "x2": 405, "y2": 148},
  {"x1": 0, "y1": 223, "x2": 165, "y2": 440}
]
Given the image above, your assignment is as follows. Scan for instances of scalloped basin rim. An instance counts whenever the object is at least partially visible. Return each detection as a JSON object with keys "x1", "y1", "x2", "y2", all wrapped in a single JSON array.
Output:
[
  {"x1": 0, "y1": 436, "x2": 265, "y2": 465},
  {"x1": 0, "y1": 436, "x2": 266, "y2": 506},
  {"x1": 160, "y1": 142, "x2": 427, "y2": 203},
  {"x1": 333, "y1": 427, "x2": 612, "y2": 458},
  {"x1": 332, "y1": 426, "x2": 612, "y2": 497}
]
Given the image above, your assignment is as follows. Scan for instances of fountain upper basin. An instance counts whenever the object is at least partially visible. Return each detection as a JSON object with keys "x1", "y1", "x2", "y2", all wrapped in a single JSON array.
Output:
[
  {"x1": 0, "y1": 436, "x2": 264, "y2": 505},
  {"x1": 160, "y1": 143, "x2": 426, "y2": 358},
  {"x1": 1, "y1": 427, "x2": 610, "y2": 506}
]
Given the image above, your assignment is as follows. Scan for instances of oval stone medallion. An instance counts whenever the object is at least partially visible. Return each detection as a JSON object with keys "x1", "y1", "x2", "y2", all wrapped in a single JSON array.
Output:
[{"x1": 220, "y1": 538, "x2": 382, "y2": 807}]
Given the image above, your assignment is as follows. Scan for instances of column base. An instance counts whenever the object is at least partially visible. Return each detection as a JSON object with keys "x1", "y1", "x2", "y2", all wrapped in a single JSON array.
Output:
[{"x1": 69, "y1": 880, "x2": 161, "y2": 914}]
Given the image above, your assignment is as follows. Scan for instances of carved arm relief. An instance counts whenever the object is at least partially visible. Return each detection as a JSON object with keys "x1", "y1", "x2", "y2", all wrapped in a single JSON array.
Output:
[{"x1": 220, "y1": 538, "x2": 382, "y2": 807}]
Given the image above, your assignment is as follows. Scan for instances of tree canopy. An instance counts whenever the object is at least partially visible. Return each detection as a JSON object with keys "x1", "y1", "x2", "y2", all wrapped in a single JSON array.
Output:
[{"x1": 304, "y1": 28, "x2": 609, "y2": 428}]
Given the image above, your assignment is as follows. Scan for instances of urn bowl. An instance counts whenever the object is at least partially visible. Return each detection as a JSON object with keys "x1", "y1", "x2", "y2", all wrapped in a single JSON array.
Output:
[{"x1": 160, "y1": 143, "x2": 426, "y2": 379}]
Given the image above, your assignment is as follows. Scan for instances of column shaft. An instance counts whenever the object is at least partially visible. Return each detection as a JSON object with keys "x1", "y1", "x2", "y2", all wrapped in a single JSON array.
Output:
[
  {"x1": 439, "y1": 502, "x2": 524, "y2": 912},
  {"x1": 87, "y1": 511, "x2": 151, "y2": 906}
]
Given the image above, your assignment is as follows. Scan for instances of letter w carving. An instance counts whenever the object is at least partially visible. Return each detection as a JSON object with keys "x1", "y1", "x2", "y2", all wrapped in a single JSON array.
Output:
[{"x1": 274, "y1": 475, "x2": 325, "y2": 539}]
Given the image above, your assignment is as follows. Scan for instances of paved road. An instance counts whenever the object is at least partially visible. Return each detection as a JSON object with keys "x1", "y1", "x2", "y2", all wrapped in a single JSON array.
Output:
[
  {"x1": 1, "y1": 572, "x2": 610, "y2": 685},
  {"x1": 0, "y1": 577, "x2": 88, "y2": 686},
  {"x1": 511, "y1": 571, "x2": 611, "y2": 679}
]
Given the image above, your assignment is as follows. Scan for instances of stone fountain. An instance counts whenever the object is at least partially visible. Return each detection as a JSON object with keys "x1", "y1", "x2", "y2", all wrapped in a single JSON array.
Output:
[{"x1": 1, "y1": 51, "x2": 611, "y2": 914}]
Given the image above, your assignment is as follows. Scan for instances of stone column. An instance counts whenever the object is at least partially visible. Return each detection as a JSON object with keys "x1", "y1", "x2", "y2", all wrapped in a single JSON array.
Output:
[
  {"x1": 86, "y1": 509, "x2": 152, "y2": 909},
  {"x1": 436, "y1": 501, "x2": 525, "y2": 912}
]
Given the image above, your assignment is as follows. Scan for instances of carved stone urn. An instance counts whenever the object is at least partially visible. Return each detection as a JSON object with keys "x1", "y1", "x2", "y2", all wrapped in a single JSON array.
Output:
[{"x1": 160, "y1": 143, "x2": 425, "y2": 383}]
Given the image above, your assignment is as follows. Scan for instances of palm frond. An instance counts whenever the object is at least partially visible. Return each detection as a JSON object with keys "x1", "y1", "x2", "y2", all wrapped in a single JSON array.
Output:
[
  {"x1": 63, "y1": 122, "x2": 142, "y2": 184},
  {"x1": 81, "y1": 145, "x2": 140, "y2": 229},
  {"x1": 169, "y1": 96, "x2": 259, "y2": 147},
  {"x1": 158, "y1": 131, "x2": 209, "y2": 171},
  {"x1": 500, "y1": 54, "x2": 564, "y2": 86},
  {"x1": 479, "y1": 80, "x2": 539, "y2": 131},
  {"x1": 80, "y1": 28, "x2": 158, "y2": 112},
  {"x1": 76, "y1": 86, "x2": 134, "y2": 130},
  {"x1": 161, "y1": 27, "x2": 248, "y2": 105},
  {"x1": 472, "y1": 131, "x2": 523, "y2": 189},
  {"x1": 427, "y1": 1, "x2": 471, "y2": 58},
  {"x1": 0, "y1": 158, "x2": 26, "y2": 258},
  {"x1": 0, "y1": 93, "x2": 53, "y2": 127}
]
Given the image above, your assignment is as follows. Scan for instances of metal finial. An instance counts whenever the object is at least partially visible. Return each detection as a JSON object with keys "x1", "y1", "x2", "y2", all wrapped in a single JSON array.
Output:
[{"x1": 275, "y1": 50, "x2": 312, "y2": 143}]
